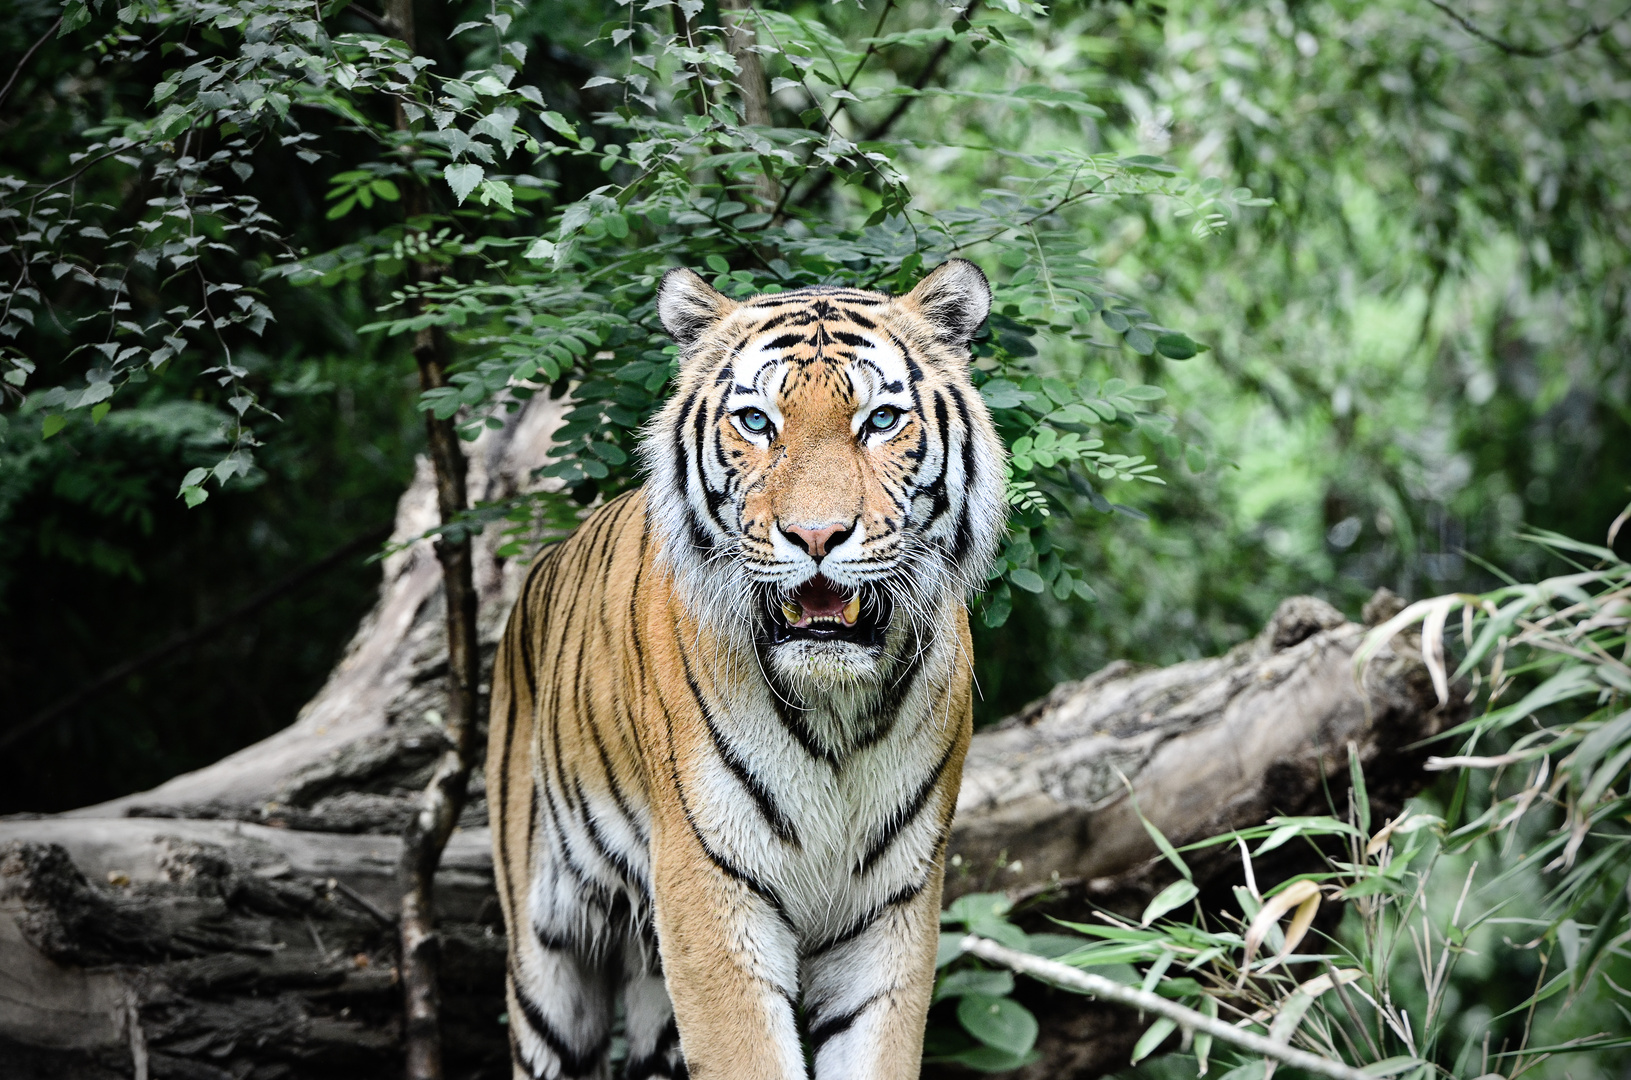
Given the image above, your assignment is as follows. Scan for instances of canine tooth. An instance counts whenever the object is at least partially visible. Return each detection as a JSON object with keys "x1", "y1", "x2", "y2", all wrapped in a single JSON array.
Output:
[
  {"x1": 781, "y1": 600, "x2": 802, "y2": 624},
  {"x1": 842, "y1": 594, "x2": 861, "y2": 625}
]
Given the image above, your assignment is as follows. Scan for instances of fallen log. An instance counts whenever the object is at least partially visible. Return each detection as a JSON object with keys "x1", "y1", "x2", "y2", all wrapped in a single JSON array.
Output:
[{"x1": 0, "y1": 398, "x2": 1457, "y2": 1079}]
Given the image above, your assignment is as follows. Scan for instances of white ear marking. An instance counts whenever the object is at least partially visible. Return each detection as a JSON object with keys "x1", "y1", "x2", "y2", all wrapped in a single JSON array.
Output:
[
  {"x1": 658, "y1": 267, "x2": 736, "y2": 346},
  {"x1": 901, "y1": 259, "x2": 992, "y2": 349}
]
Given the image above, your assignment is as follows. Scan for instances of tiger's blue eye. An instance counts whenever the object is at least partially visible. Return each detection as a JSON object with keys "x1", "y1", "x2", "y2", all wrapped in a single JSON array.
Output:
[
  {"x1": 868, "y1": 406, "x2": 902, "y2": 432},
  {"x1": 738, "y1": 408, "x2": 770, "y2": 434}
]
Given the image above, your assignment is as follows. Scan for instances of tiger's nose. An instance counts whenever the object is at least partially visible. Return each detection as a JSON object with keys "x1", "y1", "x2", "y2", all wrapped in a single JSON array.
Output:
[{"x1": 781, "y1": 521, "x2": 854, "y2": 559}]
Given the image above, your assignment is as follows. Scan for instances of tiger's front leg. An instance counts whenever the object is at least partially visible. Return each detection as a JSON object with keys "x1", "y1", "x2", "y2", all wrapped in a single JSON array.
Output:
[
  {"x1": 800, "y1": 868, "x2": 947, "y2": 1080},
  {"x1": 649, "y1": 819, "x2": 806, "y2": 1080}
]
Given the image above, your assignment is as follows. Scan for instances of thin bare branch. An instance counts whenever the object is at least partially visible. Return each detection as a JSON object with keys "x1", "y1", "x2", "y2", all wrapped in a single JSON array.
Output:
[
  {"x1": 961, "y1": 936, "x2": 1374, "y2": 1080},
  {"x1": 1425, "y1": 0, "x2": 1631, "y2": 58}
]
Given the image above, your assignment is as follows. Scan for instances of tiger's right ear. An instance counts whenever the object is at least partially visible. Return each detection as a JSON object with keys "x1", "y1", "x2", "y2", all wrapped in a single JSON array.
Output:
[{"x1": 657, "y1": 267, "x2": 737, "y2": 347}]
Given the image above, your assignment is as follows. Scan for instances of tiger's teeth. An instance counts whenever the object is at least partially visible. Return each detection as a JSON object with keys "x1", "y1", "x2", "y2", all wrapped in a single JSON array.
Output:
[
  {"x1": 842, "y1": 594, "x2": 861, "y2": 626},
  {"x1": 781, "y1": 600, "x2": 802, "y2": 625}
]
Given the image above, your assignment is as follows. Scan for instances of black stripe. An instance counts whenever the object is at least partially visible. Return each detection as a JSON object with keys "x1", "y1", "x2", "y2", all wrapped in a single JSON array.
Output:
[
  {"x1": 809, "y1": 996, "x2": 879, "y2": 1050},
  {"x1": 526, "y1": 783, "x2": 539, "y2": 883},
  {"x1": 854, "y1": 630, "x2": 923, "y2": 752},
  {"x1": 806, "y1": 878, "x2": 925, "y2": 956},
  {"x1": 588, "y1": 720, "x2": 649, "y2": 847},
  {"x1": 625, "y1": 1017, "x2": 682, "y2": 1080},
  {"x1": 574, "y1": 776, "x2": 645, "y2": 887},
  {"x1": 515, "y1": 984, "x2": 609, "y2": 1078},
  {"x1": 680, "y1": 651, "x2": 800, "y2": 847},
  {"x1": 656, "y1": 666, "x2": 794, "y2": 928},
  {"x1": 856, "y1": 741, "x2": 958, "y2": 876},
  {"x1": 947, "y1": 384, "x2": 978, "y2": 564},
  {"x1": 498, "y1": 542, "x2": 565, "y2": 911},
  {"x1": 754, "y1": 655, "x2": 839, "y2": 766},
  {"x1": 534, "y1": 921, "x2": 576, "y2": 953}
]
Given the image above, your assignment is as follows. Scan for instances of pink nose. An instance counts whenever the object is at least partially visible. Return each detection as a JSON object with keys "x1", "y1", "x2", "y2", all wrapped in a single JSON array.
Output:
[{"x1": 781, "y1": 521, "x2": 854, "y2": 559}]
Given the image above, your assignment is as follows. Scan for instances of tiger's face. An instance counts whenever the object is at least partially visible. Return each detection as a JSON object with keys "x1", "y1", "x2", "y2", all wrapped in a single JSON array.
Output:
[{"x1": 642, "y1": 261, "x2": 1007, "y2": 690}]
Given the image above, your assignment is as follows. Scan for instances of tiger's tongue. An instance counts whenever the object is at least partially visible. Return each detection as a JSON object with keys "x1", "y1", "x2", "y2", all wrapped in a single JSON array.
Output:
[{"x1": 787, "y1": 576, "x2": 850, "y2": 627}]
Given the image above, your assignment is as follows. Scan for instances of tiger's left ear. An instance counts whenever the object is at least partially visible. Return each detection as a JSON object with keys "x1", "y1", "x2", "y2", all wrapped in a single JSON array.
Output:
[
  {"x1": 901, "y1": 259, "x2": 991, "y2": 350},
  {"x1": 658, "y1": 267, "x2": 737, "y2": 348}
]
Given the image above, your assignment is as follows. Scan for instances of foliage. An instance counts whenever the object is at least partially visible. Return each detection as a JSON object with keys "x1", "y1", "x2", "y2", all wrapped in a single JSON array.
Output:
[
  {"x1": 935, "y1": 521, "x2": 1631, "y2": 1078},
  {"x1": 2, "y1": 0, "x2": 1256, "y2": 641}
]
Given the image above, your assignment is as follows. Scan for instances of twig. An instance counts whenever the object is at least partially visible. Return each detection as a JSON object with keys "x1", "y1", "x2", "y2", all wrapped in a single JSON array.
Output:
[
  {"x1": 344, "y1": 3, "x2": 396, "y2": 35},
  {"x1": 0, "y1": 16, "x2": 63, "y2": 112},
  {"x1": 797, "y1": 0, "x2": 978, "y2": 209},
  {"x1": 1424, "y1": 0, "x2": 1631, "y2": 58},
  {"x1": 961, "y1": 936, "x2": 1374, "y2": 1080},
  {"x1": 331, "y1": 878, "x2": 396, "y2": 927}
]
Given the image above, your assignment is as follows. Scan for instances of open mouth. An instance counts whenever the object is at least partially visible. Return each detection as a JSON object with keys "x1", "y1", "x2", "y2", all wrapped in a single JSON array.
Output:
[{"x1": 763, "y1": 575, "x2": 890, "y2": 647}]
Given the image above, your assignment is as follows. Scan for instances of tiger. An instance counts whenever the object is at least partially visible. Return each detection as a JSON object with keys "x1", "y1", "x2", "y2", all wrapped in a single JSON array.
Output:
[{"x1": 486, "y1": 259, "x2": 1007, "y2": 1080}]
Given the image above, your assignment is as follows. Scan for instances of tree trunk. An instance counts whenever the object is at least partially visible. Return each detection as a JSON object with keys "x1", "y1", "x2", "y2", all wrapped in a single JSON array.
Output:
[{"x1": 0, "y1": 393, "x2": 1456, "y2": 1079}]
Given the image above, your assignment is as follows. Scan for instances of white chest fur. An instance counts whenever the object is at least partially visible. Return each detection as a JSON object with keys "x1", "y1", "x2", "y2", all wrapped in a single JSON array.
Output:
[{"x1": 683, "y1": 630, "x2": 961, "y2": 949}]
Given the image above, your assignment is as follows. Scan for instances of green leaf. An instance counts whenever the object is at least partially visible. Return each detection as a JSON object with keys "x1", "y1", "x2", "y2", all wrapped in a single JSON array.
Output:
[
  {"x1": 1349, "y1": 743, "x2": 1370, "y2": 835},
  {"x1": 444, "y1": 163, "x2": 485, "y2": 205},
  {"x1": 524, "y1": 238, "x2": 557, "y2": 260},
  {"x1": 1194, "y1": 995, "x2": 1217, "y2": 1075},
  {"x1": 937, "y1": 1045, "x2": 1037, "y2": 1072},
  {"x1": 934, "y1": 968, "x2": 1015, "y2": 1002},
  {"x1": 479, "y1": 179, "x2": 515, "y2": 211},
  {"x1": 1124, "y1": 326, "x2": 1155, "y2": 355},
  {"x1": 60, "y1": 2, "x2": 90, "y2": 35},
  {"x1": 980, "y1": 379, "x2": 1031, "y2": 410},
  {"x1": 956, "y1": 995, "x2": 1038, "y2": 1057},
  {"x1": 540, "y1": 111, "x2": 578, "y2": 140},
  {"x1": 944, "y1": 892, "x2": 1013, "y2": 927},
  {"x1": 90, "y1": 402, "x2": 111, "y2": 425},
  {"x1": 1140, "y1": 879, "x2": 1199, "y2": 926},
  {"x1": 1129, "y1": 1017, "x2": 1175, "y2": 1064},
  {"x1": 1156, "y1": 332, "x2": 1201, "y2": 360},
  {"x1": 40, "y1": 414, "x2": 66, "y2": 439},
  {"x1": 1133, "y1": 801, "x2": 1191, "y2": 881},
  {"x1": 371, "y1": 179, "x2": 401, "y2": 202},
  {"x1": 1268, "y1": 990, "x2": 1316, "y2": 1043},
  {"x1": 982, "y1": 582, "x2": 1012, "y2": 627},
  {"x1": 325, "y1": 195, "x2": 357, "y2": 220},
  {"x1": 705, "y1": 254, "x2": 730, "y2": 273},
  {"x1": 1009, "y1": 567, "x2": 1045, "y2": 594}
]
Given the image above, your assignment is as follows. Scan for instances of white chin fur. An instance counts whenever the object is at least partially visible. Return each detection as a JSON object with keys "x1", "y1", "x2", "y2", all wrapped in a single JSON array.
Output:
[{"x1": 767, "y1": 639, "x2": 884, "y2": 694}]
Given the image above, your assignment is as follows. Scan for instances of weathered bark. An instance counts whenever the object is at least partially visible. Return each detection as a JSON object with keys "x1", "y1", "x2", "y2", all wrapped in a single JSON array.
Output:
[{"x1": 0, "y1": 392, "x2": 1455, "y2": 1078}]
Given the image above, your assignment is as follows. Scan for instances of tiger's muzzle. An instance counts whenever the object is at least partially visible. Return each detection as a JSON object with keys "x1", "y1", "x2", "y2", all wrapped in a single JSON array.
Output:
[{"x1": 759, "y1": 575, "x2": 893, "y2": 649}]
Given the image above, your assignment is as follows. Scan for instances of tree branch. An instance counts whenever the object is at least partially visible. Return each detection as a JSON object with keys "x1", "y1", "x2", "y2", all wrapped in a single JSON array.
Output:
[
  {"x1": 0, "y1": 16, "x2": 63, "y2": 113},
  {"x1": 961, "y1": 937, "x2": 1372, "y2": 1080},
  {"x1": 384, "y1": 1, "x2": 483, "y2": 1076},
  {"x1": 1424, "y1": 0, "x2": 1631, "y2": 58},
  {"x1": 795, "y1": 0, "x2": 977, "y2": 210}
]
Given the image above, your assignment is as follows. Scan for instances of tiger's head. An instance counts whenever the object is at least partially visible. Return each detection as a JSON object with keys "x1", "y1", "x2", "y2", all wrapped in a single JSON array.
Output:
[{"x1": 641, "y1": 260, "x2": 1007, "y2": 691}]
